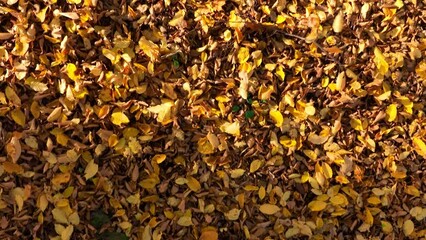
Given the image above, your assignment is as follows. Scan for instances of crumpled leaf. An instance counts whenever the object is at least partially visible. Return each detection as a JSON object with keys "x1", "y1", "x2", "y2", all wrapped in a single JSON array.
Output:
[{"x1": 373, "y1": 47, "x2": 389, "y2": 75}]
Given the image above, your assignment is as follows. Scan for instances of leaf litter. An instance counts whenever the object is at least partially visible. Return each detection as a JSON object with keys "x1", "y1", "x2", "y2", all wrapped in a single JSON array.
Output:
[{"x1": 0, "y1": 0, "x2": 426, "y2": 239}]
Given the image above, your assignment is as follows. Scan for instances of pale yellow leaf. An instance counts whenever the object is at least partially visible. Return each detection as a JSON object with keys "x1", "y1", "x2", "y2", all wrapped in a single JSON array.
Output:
[
  {"x1": 61, "y1": 225, "x2": 74, "y2": 240},
  {"x1": 84, "y1": 160, "x2": 98, "y2": 180},
  {"x1": 220, "y1": 121, "x2": 240, "y2": 136},
  {"x1": 250, "y1": 160, "x2": 263, "y2": 173},
  {"x1": 259, "y1": 204, "x2": 280, "y2": 215},
  {"x1": 186, "y1": 176, "x2": 201, "y2": 192},
  {"x1": 230, "y1": 169, "x2": 245, "y2": 178},
  {"x1": 403, "y1": 219, "x2": 414, "y2": 236},
  {"x1": 332, "y1": 11, "x2": 344, "y2": 33}
]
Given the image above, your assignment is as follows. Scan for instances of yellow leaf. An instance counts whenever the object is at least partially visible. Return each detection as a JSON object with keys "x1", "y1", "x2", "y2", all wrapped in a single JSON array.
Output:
[
  {"x1": 413, "y1": 137, "x2": 426, "y2": 158},
  {"x1": 416, "y1": 60, "x2": 426, "y2": 81},
  {"x1": 177, "y1": 215, "x2": 193, "y2": 226},
  {"x1": 329, "y1": 194, "x2": 346, "y2": 206},
  {"x1": 200, "y1": 227, "x2": 218, "y2": 240},
  {"x1": 332, "y1": 11, "x2": 344, "y2": 33},
  {"x1": 61, "y1": 225, "x2": 74, "y2": 240},
  {"x1": 37, "y1": 194, "x2": 48, "y2": 212},
  {"x1": 186, "y1": 176, "x2": 201, "y2": 192},
  {"x1": 224, "y1": 208, "x2": 241, "y2": 221},
  {"x1": 308, "y1": 200, "x2": 327, "y2": 211},
  {"x1": 367, "y1": 196, "x2": 381, "y2": 205},
  {"x1": 258, "y1": 186, "x2": 266, "y2": 200},
  {"x1": 138, "y1": 37, "x2": 160, "y2": 62},
  {"x1": 52, "y1": 208, "x2": 69, "y2": 224},
  {"x1": 403, "y1": 219, "x2": 414, "y2": 236},
  {"x1": 66, "y1": 63, "x2": 79, "y2": 81},
  {"x1": 230, "y1": 169, "x2": 245, "y2": 179},
  {"x1": 147, "y1": 101, "x2": 174, "y2": 125},
  {"x1": 405, "y1": 185, "x2": 420, "y2": 197},
  {"x1": 111, "y1": 112, "x2": 129, "y2": 126},
  {"x1": 52, "y1": 172, "x2": 71, "y2": 186},
  {"x1": 5, "y1": 86, "x2": 21, "y2": 106},
  {"x1": 350, "y1": 117, "x2": 364, "y2": 131},
  {"x1": 269, "y1": 109, "x2": 283, "y2": 127},
  {"x1": 250, "y1": 160, "x2": 263, "y2": 173},
  {"x1": 3, "y1": 161, "x2": 24, "y2": 174},
  {"x1": 223, "y1": 30, "x2": 232, "y2": 42},
  {"x1": 10, "y1": 108, "x2": 25, "y2": 127},
  {"x1": 304, "y1": 105, "x2": 316, "y2": 116},
  {"x1": 152, "y1": 154, "x2": 167, "y2": 164},
  {"x1": 259, "y1": 204, "x2": 280, "y2": 215},
  {"x1": 385, "y1": 104, "x2": 397, "y2": 122},
  {"x1": 381, "y1": 221, "x2": 393, "y2": 234},
  {"x1": 237, "y1": 47, "x2": 250, "y2": 64},
  {"x1": 322, "y1": 162, "x2": 333, "y2": 179},
  {"x1": 373, "y1": 47, "x2": 389, "y2": 75},
  {"x1": 220, "y1": 121, "x2": 240, "y2": 136},
  {"x1": 84, "y1": 160, "x2": 98, "y2": 180},
  {"x1": 47, "y1": 107, "x2": 62, "y2": 122},
  {"x1": 169, "y1": 9, "x2": 186, "y2": 27},
  {"x1": 197, "y1": 137, "x2": 215, "y2": 154}
]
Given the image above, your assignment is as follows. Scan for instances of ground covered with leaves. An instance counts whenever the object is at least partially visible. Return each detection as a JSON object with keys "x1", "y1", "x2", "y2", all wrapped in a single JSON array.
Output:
[{"x1": 1, "y1": 0, "x2": 426, "y2": 239}]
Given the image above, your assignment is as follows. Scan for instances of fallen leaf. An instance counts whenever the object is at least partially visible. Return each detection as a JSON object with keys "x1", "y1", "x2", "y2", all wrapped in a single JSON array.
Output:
[{"x1": 259, "y1": 204, "x2": 280, "y2": 215}]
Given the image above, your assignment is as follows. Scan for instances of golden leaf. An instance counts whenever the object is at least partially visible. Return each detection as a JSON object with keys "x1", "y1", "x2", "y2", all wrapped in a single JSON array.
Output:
[
  {"x1": 200, "y1": 227, "x2": 218, "y2": 240},
  {"x1": 230, "y1": 169, "x2": 245, "y2": 179},
  {"x1": 381, "y1": 221, "x2": 393, "y2": 234},
  {"x1": 197, "y1": 137, "x2": 215, "y2": 154},
  {"x1": 269, "y1": 109, "x2": 283, "y2": 127},
  {"x1": 250, "y1": 160, "x2": 263, "y2": 173},
  {"x1": 237, "y1": 47, "x2": 250, "y2": 64},
  {"x1": 138, "y1": 37, "x2": 160, "y2": 62},
  {"x1": 220, "y1": 121, "x2": 240, "y2": 136},
  {"x1": 177, "y1": 215, "x2": 193, "y2": 226},
  {"x1": 111, "y1": 112, "x2": 130, "y2": 126},
  {"x1": 37, "y1": 194, "x2": 48, "y2": 212},
  {"x1": 373, "y1": 47, "x2": 389, "y2": 75},
  {"x1": 169, "y1": 9, "x2": 186, "y2": 27},
  {"x1": 5, "y1": 86, "x2": 21, "y2": 106},
  {"x1": 10, "y1": 109, "x2": 25, "y2": 127},
  {"x1": 61, "y1": 225, "x2": 74, "y2": 240},
  {"x1": 413, "y1": 137, "x2": 426, "y2": 158},
  {"x1": 186, "y1": 176, "x2": 201, "y2": 192},
  {"x1": 52, "y1": 172, "x2": 71, "y2": 186},
  {"x1": 147, "y1": 101, "x2": 174, "y2": 125},
  {"x1": 152, "y1": 154, "x2": 167, "y2": 164},
  {"x1": 84, "y1": 160, "x2": 98, "y2": 180},
  {"x1": 405, "y1": 185, "x2": 420, "y2": 197},
  {"x1": 385, "y1": 104, "x2": 397, "y2": 122},
  {"x1": 3, "y1": 161, "x2": 24, "y2": 174},
  {"x1": 52, "y1": 208, "x2": 69, "y2": 224},
  {"x1": 403, "y1": 219, "x2": 414, "y2": 236},
  {"x1": 47, "y1": 107, "x2": 63, "y2": 122},
  {"x1": 308, "y1": 200, "x2": 327, "y2": 211},
  {"x1": 66, "y1": 63, "x2": 79, "y2": 81},
  {"x1": 259, "y1": 204, "x2": 280, "y2": 215},
  {"x1": 224, "y1": 208, "x2": 241, "y2": 221}
]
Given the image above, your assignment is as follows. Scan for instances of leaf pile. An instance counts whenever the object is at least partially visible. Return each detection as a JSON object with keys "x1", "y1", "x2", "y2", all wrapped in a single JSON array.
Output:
[{"x1": 1, "y1": 0, "x2": 426, "y2": 239}]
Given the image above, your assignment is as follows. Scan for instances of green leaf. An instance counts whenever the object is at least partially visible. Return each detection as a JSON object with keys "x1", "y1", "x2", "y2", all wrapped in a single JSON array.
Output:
[
  {"x1": 245, "y1": 110, "x2": 255, "y2": 119},
  {"x1": 91, "y1": 210, "x2": 111, "y2": 229},
  {"x1": 232, "y1": 105, "x2": 241, "y2": 112}
]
